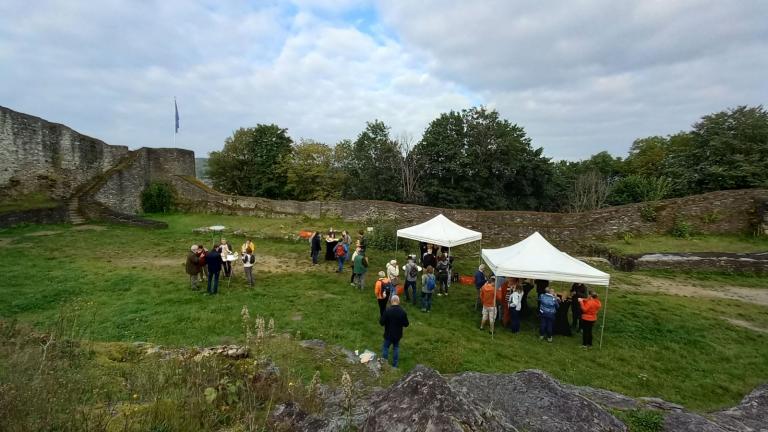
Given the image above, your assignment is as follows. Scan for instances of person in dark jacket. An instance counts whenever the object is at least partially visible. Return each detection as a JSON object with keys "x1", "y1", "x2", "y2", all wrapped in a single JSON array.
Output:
[
  {"x1": 474, "y1": 264, "x2": 487, "y2": 310},
  {"x1": 570, "y1": 283, "x2": 588, "y2": 331},
  {"x1": 310, "y1": 232, "x2": 322, "y2": 265},
  {"x1": 206, "y1": 247, "x2": 222, "y2": 295},
  {"x1": 380, "y1": 295, "x2": 409, "y2": 368}
]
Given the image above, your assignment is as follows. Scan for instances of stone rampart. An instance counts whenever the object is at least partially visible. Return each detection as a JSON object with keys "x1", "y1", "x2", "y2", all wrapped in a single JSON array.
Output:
[
  {"x1": 172, "y1": 175, "x2": 768, "y2": 246},
  {"x1": 0, "y1": 105, "x2": 129, "y2": 200}
]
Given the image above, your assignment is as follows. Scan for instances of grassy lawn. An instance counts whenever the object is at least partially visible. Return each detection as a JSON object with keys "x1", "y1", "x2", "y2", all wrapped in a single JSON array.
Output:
[
  {"x1": 0, "y1": 192, "x2": 59, "y2": 213},
  {"x1": 1, "y1": 213, "x2": 767, "y2": 413},
  {"x1": 604, "y1": 234, "x2": 768, "y2": 254}
]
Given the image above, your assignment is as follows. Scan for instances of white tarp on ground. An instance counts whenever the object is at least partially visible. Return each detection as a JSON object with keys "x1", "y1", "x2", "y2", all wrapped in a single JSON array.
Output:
[
  {"x1": 396, "y1": 214, "x2": 482, "y2": 248},
  {"x1": 481, "y1": 232, "x2": 610, "y2": 286}
]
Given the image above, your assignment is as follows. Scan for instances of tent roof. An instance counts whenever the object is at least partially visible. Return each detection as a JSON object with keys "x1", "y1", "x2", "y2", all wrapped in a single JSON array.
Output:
[
  {"x1": 396, "y1": 214, "x2": 482, "y2": 248},
  {"x1": 481, "y1": 232, "x2": 610, "y2": 286}
]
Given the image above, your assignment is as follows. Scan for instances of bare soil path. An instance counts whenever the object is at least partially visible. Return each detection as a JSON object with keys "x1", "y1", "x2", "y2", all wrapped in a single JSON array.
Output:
[{"x1": 625, "y1": 275, "x2": 768, "y2": 306}]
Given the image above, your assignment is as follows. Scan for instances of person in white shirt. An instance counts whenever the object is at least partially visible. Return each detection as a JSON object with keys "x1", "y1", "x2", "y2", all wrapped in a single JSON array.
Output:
[
  {"x1": 507, "y1": 278, "x2": 523, "y2": 333},
  {"x1": 242, "y1": 247, "x2": 255, "y2": 287}
]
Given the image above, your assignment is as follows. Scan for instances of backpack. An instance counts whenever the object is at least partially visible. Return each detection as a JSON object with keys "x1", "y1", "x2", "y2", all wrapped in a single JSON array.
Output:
[
  {"x1": 334, "y1": 243, "x2": 346, "y2": 258},
  {"x1": 425, "y1": 275, "x2": 436, "y2": 292},
  {"x1": 381, "y1": 279, "x2": 393, "y2": 298},
  {"x1": 242, "y1": 254, "x2": 255, "y2": 265},
  {"x1": 408, "y1": 264, "x2": 418, "y2": 279}
]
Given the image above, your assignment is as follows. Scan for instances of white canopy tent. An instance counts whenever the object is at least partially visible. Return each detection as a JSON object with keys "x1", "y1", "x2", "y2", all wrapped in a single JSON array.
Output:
[
  {"x1": 396, "y1": 214, "x2": 482, "y2": 248},
  {"x1": 481, "y1": 232, "x2": 611, "y2": 346}
]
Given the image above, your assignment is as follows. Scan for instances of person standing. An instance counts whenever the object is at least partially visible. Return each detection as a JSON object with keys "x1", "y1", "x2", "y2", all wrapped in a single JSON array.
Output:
[
  {"x1": 353, "y1": 249, "x2": 368, "y2": 290},
  {"x1": 474, "y1": 264, "x2": 487, "y2": 310},
  {"x1": 402, "y1": 257, "x2": 420, "y2": 305},
  {"x1": 539, "y1": 287, "x2": 559, "y2": 342},
  {"x1": 479, "y1": 276, "x2": 497, "y2": 334},
  {"x1": 241, "y1": 237, "x2": 255, "y2": 255},
  {"x1": 386, "y1": 259, "x2": 400, "y2": 288},
  {"x1": 242, "y1": 247, "x2": 255, "y2": 287},
  {"x1": 435, "y1": 254, "x2": 449, "y2": 296},
  {"x1": 380, "y1": 295, "x2": 409, "y2": 368},
  {"x1": 186, "y1": 245, "x2": 200, "y2": 290},
  {"x1": 421, "y1": 266, "x2": 436, "y2": 312},
  {"x1": 196, "y1": 244, "x2": 208, "y2": 282},
  {"x1": 218, "y1": 239, "x2": 233, "y2": 277},
  {"x1": 206, "y1": 247, "x2": 222, "y2": 295},
  {"x1": 508, "y1": 281, "x2": 523, "y2": 333},
  {"x1": 498, "y1": 278, "x2": 511, "y2": 328},
  {"x1": 570, "y1": 283, "x2": 588, "y2": 332},
  {"x1": 578, "y1": 291, "x2": 603, "y2": 348},
  {"x1": 422, "y1": 248, "x2": 437, "y2": 270},
  {"x1": 374, "y1": 271, "x2": 392, "y2": 318},
  {"x1": 310, "y1": 231, "x2": 322, "y2": 265},
  {"x1": 357, "y1": 230, "x2": 367, "y2": 253},
  {"x1": 334, "y1": 241, "x2": 348, "y2": 273}
]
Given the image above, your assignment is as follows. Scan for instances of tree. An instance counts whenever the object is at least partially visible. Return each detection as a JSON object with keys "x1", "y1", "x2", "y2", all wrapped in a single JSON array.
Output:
[
  {"x1": 414, "y1": 106, "x2": 552, "y2": 210},
  {"x1": 207, "y1": 125, "x2": 293, "y2": 198},
  {"x1": 341, "y1": 120, "x2": 403, "y2": 202},
  {"x1": 284, "y1": 139, "x2": 347, "y2": 200},
  {"x1": 607, "y1": 175, "x2": 672, "y2": 205},
  {"x1": 568, "y1": 170, "x2": 610, "y2": 212},
  {"x1": 395, "y1": 133, "x2": 422, "y2": 203},
  {"x1": 625, "y1": 136, "x2": 668, "y2": 177}
]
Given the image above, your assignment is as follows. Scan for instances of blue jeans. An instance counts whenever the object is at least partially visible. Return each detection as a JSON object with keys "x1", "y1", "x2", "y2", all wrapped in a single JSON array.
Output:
[
  {"x1": 404, "y1": 280, "x2": 417, "y2": 303},
  {"x1": 540, "y1": 314, "x2": 555, "y2": 338},
  {"x1": 382, "y1": 338, "x2": 400, "y2": 367},
  {"x1": 207, "y1": 271, "x2": 220, "y2": 294},
  {"x1": 337, "y1": 256, "x2": 345, "y2": 272},
  {"x1": 421, "y1": 292, "x2": 433, "y2": 311},
  {"x1": 510, "y1": 308, "x2": 521, "y2": 333},
  {"x1": 311, "y1": 250, "x2": 320, "y2": 264}
]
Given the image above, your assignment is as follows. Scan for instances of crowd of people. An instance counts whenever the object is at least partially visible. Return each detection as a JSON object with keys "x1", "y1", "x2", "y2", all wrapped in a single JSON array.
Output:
[{"x1": 183, "y1": 228, "x2": 603, "y2": 368}]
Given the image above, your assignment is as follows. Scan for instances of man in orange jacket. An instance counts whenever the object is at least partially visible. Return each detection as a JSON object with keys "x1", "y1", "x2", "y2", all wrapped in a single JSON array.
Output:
[
  {"x1": 578, "y1": 290, "x2": 602, "y2": 348},
  {"x1": 479, "y1": 276, "x2": 498, "y2": 334}
]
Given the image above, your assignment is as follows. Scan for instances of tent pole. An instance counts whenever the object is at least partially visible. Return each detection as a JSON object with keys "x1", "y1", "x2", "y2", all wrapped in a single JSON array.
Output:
[
  {"x1": 599, "y1": 282, "x2": 609, "y2": 349},
  {"x1": 395, "y1": 236, "x2": 398, "y2": 256}
]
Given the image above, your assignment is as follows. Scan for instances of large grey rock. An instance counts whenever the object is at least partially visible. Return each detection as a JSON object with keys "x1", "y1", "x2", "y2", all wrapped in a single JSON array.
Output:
[
  {"x1": 566, "y1": 384, "x2": 640, "y2": 410},
  {"x1": 361, "y1": 365, "x2": 508, "y2": 432},
  {"x1": 449, "y1": 369, "x2": 627, "y2": 432},
  {"x1": 713, "y1": 383, "x2": 768, "y2": 432},
  {"x1": 662, "y1": 411, "x2": 728, "y2": 432}
]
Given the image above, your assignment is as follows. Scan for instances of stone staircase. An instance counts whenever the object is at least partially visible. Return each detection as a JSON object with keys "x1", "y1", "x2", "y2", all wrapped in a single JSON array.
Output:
[{"x1": 67, "y1": 196, "x2": 86, "y2": 225}]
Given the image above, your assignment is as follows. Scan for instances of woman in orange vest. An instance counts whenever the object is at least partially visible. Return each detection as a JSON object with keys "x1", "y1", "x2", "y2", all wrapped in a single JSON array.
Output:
[{"x1": 578, "y1": 290, "x2": 602, "y2": 348}]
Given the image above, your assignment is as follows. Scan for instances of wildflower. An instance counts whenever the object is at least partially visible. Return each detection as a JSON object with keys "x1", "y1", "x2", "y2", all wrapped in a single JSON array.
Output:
[
  {"x1": 132, "y1": 393, "x2": 139, "y2": 400},
  {"x1": 268, "y1": 318, "x2": 275, "y2": 336},
  {"x1": 241, "y1": 306, "x2": 252, "y2": 345},
  {"x1": 255, "y1": 316, "x2": 265, "y2": 340}
]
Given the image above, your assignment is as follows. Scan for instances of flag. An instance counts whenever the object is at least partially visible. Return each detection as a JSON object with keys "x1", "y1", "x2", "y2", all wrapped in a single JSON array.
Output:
[{"x1": 174, "y1": 98, "x2": 180, "y2": 133}]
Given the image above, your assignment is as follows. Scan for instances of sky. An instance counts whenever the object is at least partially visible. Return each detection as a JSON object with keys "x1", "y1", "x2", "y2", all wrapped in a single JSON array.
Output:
[{"x1": 1, "y1": 0, "x2": 766, "y2": 160}]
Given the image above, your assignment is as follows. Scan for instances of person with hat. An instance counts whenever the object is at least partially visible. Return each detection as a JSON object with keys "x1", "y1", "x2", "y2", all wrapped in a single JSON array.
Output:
[
  {"x1": 374, "y1": 271, "x2": 392, "y2": 318},
  {"x1": 386, "y1": 259, "x2": 400, "y2": 288},
  {"x1": 479, "y1": 275, "x2": 497, "y2": 334}
]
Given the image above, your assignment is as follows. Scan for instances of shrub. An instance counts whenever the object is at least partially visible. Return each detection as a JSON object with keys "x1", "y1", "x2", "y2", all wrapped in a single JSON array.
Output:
[
  {"x1": 362, "y1": 216, "x2": 399, "y2": 251},
  {"x1": 701, "y1": 210, "x2": 722, "y2": 224},
  {"x1": 639, "y1": 204, "x2": 657, "y2": 222},
  {"x1": 614, "y1": 409, "x2": 665, "y2": 432},
  {"x1": 141, "y1": 182, "x2": 175, "y2": 213},
  {"x1": 670, "y1": 216, "x2": 693, "y2": 239}
]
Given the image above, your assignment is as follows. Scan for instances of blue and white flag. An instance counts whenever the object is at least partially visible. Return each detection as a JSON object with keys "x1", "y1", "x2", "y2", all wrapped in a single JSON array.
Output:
[{"x1": 174, "y1": 98, "x2": 180, "y2": 133}]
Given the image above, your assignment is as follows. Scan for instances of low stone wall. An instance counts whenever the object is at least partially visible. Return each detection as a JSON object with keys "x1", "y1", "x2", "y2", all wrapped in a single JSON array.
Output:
[
  {"x1": 0, "y1": 205, "x2": 68, "y2": 227},
  {"x1": 171, "y1": 176, "x2": 768, "y2": 246}
]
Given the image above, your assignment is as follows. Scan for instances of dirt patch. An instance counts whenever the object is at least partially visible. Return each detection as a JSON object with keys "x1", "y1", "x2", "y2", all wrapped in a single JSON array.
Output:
[
  {"x1": 108, "y1": 252, "x2": 310, "y2": 274},
  {"x1": 723, "y1": 318, "x2": 768, "y2": 334},
  {"x1": 25, "y1": 230, "x2": 63, "y2": 237},
  {"x1": 0, "y1": 237, "x2": 16, "y2": 247},
  {"x1": 626, "y1": 275, "x2": 768, "y2": 306},
  {"x1": 72, "y1": 224, "x2": 107, "y2": 231},
  {"x1": 291, "y1": 313, "x2": 303, "y2": 321}
]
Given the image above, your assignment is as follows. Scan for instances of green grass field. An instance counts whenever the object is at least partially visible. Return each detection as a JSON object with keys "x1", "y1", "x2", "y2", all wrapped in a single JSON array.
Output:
[
  {"x1": 604, "y1": 234, "x2": 768, "y2": 254},
  {"x1": 1, "y1": 213, "x2": 767, "y2": 413}
]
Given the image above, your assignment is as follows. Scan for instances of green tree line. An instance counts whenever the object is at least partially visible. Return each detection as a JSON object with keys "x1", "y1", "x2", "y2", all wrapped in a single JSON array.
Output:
[{"x1": 206, "y1": 105, "x2": 768, "y2": 212}]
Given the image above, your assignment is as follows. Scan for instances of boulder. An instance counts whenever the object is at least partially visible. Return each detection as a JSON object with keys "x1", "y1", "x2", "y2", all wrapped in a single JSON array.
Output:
[
  {"x1": 449, "y1": 369, "x2": 627, "y2": 432},
  {"x1": 713, "y1": 383, "x2": 768, "y2": 431},
  {"x1": 662, "y1": 411, "x2": 727, "y2": 432},
  {"x1": 361, "y1": 365, "x2": 508, "y2": 431}
]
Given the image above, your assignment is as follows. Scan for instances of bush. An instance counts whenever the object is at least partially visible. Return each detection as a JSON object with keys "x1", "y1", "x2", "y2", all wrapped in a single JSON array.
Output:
[
  {"x1": 614, "y1": 409, "x2": 665, "y2": 432},
  {"x1": 639, "y1": 204, "x2": 657, "y2": 222},
  {"x1": 670, "y1": 216, "x2": 693, "y2": 239},
  {"x1": 141, "y1": 182, "x2": 175, "y2": 213},
  {"x1": 362, "y1": 216, "x2": 399, "y2": 251}
]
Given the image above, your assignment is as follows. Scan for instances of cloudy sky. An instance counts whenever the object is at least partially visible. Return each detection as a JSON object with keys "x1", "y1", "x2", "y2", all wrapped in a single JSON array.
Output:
[{"x1": 1, "y1": 1, "x2": 766, "y2": 160}]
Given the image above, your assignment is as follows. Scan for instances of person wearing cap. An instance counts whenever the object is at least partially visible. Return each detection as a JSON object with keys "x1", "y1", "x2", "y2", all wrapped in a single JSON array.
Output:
[
  {"x1": 402, "y1": 256, "x2": 420, "y2": 305},
  {"x1": 185, "y1": 245, "x2": 201, "y2": 290},
  {"x1": 380, "y1": 295, "x2": 409, "y2": 368},
  {"x1": 479, "y1": 276, "x2": 497, "y2": 334},
  {"x1": 386, "y1": 259, "x2": 399, "y2": 287},
  {"x1": 374, "y1": 271, "x2": 391, "y2": 318}
]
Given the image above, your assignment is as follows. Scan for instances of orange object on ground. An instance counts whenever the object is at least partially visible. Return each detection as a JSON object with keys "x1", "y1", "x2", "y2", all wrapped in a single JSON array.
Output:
[
  {"x1": 298, "y1": 230, "x2": 313, "y2": 239},
  {"x1": 458, "y1": 275, "x2": 474, "y2": 285}
]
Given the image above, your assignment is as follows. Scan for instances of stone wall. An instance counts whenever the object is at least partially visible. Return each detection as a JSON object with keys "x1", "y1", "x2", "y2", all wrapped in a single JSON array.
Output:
[
  {"x1": 172, "y1": 176, "x2": 768, "y2": 245},
  {"x1": 0, "y1": 205, "x2": 68, "y2": 227},
  {"x1": 0, "y1": 105, "x2": 129, "y2": 200}
]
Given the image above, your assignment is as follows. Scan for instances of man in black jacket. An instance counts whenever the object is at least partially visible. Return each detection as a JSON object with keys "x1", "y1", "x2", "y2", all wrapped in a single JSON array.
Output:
[
  {"x1": 206, "y1": 248, "x2": 222, "y2": 295},
  {"x1": 379, "y1": 295, "x2": 409, "y2": 368}
]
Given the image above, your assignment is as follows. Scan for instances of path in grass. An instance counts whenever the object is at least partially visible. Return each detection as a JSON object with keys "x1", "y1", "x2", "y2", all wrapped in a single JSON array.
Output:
[{"x1": 624, "y1": 275, "x2": 768, "y2": 306}]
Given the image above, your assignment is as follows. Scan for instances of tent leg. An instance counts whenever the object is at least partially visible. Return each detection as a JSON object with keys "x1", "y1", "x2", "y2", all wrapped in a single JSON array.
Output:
[
  {"x1": 599, "y1": 283, "x2": 609, "y2": 349},
  {"x1": 395, "y1": 236, "x2": 398, "y2": 256}
]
